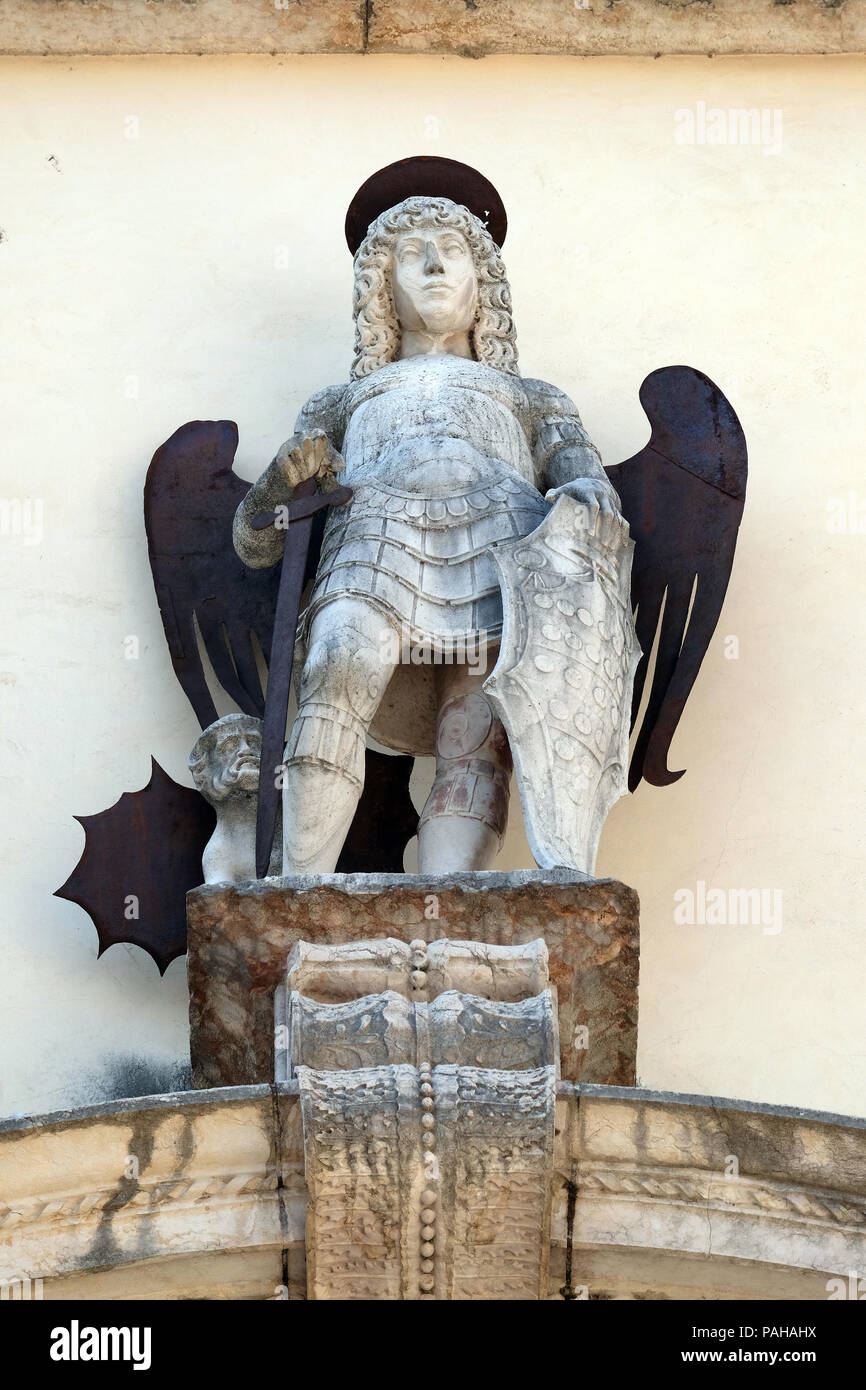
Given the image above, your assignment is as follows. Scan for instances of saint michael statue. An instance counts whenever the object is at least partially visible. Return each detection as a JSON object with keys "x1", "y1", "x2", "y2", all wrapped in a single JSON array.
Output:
[
  {"x1": 122, "y1": 155, "x2": 746, "y2": 931},
  {"x1": 61, "y1": 158, "x2": 747, "y2": 968},
  {"x1": 233, "y1": 173, "x2": 637, "y2": 877}
]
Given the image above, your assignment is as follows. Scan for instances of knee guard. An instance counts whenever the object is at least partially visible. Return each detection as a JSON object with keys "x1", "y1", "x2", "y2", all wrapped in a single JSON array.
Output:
[
  {"x1": 286, "y1": 619, "x2": 392, "y2": 790},
  {"x1": 299, "y1": 626, "x2": 390, "y2": 725}
]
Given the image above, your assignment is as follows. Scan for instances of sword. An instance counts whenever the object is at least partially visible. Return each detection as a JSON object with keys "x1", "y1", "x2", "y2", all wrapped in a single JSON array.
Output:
[{"x1": 251, "y1": 474, "x2": 353, "y2": 877}]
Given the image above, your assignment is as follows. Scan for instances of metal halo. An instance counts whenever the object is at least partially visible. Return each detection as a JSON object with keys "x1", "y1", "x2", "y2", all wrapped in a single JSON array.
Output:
[{"x1": 345, "y1": 156, "x2": 507, "y2": 255}]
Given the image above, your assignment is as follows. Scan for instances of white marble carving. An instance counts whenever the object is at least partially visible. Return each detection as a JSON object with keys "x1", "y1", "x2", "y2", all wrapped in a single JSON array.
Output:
[
  {"x1": 286, "y1": 929, "x2": 558, "y2": 1298},
  {"x1": 435, "y1": 1064, "x2": 556, "y2": 1300},
  {"x1": 3, "y1": 1086, "x2": 864, "y2": 1302},
  {"x1": 189, "y1": 714, "x2": 281, "y2": 884},
  {"x1": 485, "y1": 493, "x2": 641, "y2": 872},
  {"x1": 274, "y1": 936, "x2": 555, "y2": 1081},
  {"x1": 285, "y1": 988, "x2": 557, "y2": 1076},
  {"x1": 282, "y1": 935, "x2": 549, "y2": 1002},
  {"x1": 234, "y1": 195, "x2": 637, "y2": 876},
  {"x1": 297, "y1": 1062, "x2": 556, "y2": 1301}
]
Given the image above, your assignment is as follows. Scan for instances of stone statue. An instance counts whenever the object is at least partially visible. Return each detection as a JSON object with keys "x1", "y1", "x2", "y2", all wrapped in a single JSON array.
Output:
[
  {"x1": 234, "y1": 194, "x2": 638, "y2": 876},
  {"x1": 189, "y1": 714, "x2": 280, "y2": 883},
  {"x1": 61, "y1": 160, "x2": 748, "y2": 974}
]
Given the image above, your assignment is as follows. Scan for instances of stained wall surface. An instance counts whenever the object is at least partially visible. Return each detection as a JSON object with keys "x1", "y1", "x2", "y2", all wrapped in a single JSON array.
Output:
[{"x1": 1, "y1": 54, "x2": 863, "y2": 1117}]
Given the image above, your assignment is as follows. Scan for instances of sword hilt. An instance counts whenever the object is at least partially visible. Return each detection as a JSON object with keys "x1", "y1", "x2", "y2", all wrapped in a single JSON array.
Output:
[{"x1": 251, "y1": 482, "x2": 353, "y2": 531}]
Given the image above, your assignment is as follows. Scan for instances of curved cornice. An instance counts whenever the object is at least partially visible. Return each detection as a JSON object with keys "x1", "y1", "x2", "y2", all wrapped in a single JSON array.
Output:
[{"x1": 1, "y1": 1082, "x2": 864, "y2": 1299}]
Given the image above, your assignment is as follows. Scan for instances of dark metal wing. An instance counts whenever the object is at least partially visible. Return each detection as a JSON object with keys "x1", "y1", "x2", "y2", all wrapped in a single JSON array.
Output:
[
  {"x1": 145, "y1": 419, "x2": 329, "y2": 727},
  {"x1": 146, "y1": 421, "x2": 289, "y2": 726},
  {"x1": 54, "y1": 759, "x2": 215, "y2": 974},
  {"x1": 606, "y1": 366, "x2": 747, "y2": 792}
]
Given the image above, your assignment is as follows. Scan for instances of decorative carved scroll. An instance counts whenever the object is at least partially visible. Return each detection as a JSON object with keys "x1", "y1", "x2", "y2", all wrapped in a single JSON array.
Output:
[{"x1": 286, "y1": 989, "x2": 557, "y2": 1076}]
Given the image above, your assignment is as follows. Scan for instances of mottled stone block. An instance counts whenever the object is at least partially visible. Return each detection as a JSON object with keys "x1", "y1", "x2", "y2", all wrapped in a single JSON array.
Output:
[
  {"x1": 0, "y1": 0, "x2": 857, "y2": 56},
  {"x1": 187, "y1": 869, "x2": 639, "y2": 1088},
  {"x1": 367, "y1": 0, "x2": 851, "y2": 57},
  {"x1": 0, "y1": 0, "x2": 363, "y2": 56}
]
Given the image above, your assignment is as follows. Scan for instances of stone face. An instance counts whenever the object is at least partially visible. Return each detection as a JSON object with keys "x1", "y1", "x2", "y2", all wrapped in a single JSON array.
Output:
[
  {"x1": 0, "y1": 0, "x2": 857, "y2": 56},
  {"x1": 189, "y1": 714, "x2": 281, "y2": 884},
  {"x1": 187, "y1": 869, "x2": 639, "y2": 1088}
]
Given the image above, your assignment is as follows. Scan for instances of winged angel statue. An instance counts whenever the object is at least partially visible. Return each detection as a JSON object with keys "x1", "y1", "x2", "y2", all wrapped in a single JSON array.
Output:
[{"x1": 57, "y1": 158, "x2": 746, "y2": 970}]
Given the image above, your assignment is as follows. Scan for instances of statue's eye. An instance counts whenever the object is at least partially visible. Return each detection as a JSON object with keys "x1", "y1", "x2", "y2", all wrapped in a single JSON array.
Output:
[{"x1": 442, "y1": 242, "x2": 465, "y2": 258}]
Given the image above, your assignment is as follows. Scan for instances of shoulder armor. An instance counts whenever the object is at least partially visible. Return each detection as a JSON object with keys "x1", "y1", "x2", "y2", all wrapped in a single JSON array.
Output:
[
  {"x1": 523, "y1": 377, "x2": 581, "y2": 422},
  {"x1": 522, "y1": 378, "x2": 597, "y2": 463}
]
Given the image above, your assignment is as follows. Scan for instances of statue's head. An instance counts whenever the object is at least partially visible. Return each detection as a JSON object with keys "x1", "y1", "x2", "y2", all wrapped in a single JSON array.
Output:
[
  {"x1": 351, "y1": 195, "x2": 518, "y2": 379},
  {"x1": 189, "y1": 713, "x2": 262, "y2": 804}
]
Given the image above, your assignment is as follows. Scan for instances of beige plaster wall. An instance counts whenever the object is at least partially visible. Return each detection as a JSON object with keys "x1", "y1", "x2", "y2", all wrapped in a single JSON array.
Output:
[{"x1": 0, "y1": 53, "x2": 863, "y2": 1117}]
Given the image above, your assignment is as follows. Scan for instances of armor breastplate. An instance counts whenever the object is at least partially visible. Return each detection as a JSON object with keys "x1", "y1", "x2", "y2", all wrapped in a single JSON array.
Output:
[{"x1": 341, "y1": 355, "x2": 535, "y2": 493}]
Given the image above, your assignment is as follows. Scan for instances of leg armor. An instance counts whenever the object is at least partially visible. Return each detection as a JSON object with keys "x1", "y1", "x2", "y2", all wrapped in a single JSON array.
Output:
[
  {"x1": 419, "y1": 691, "x2": 513, "y2": 847},
  {"x1": 281, "y1": 602, "x2": 397, "y2": 873}
]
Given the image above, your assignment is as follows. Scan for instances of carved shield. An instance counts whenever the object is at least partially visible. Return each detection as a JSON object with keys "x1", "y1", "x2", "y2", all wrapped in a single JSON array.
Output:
[{"x1": 484, "y1": 495, "x2": 641, "y2": 873}]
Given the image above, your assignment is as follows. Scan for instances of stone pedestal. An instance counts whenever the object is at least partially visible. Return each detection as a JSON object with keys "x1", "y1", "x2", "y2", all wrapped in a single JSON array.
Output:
[{"x1": 187, "y1": 869, "x2": 639, "y2": 1090}]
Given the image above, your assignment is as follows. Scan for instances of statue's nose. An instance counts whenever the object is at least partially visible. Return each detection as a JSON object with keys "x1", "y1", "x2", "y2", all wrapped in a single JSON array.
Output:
[{"x1": 423, "y1": 241, "x2": 445, "y2": 275}]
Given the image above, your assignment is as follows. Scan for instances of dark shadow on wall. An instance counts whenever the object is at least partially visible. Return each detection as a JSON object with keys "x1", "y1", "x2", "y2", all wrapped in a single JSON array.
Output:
[{"x1": 86, "y1": 1054, "x2": 192, "y2": 1106}]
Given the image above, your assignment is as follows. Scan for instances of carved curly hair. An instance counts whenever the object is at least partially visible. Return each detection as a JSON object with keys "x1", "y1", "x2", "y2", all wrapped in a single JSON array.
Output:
[{"x1": 351, "y1": 196, "x2": 519, "y2": 379}]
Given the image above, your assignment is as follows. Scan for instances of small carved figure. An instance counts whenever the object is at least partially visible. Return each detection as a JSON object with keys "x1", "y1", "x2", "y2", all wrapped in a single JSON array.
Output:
[{"x1": 189, "y1": 714, "x2": 281, "y2": 883}]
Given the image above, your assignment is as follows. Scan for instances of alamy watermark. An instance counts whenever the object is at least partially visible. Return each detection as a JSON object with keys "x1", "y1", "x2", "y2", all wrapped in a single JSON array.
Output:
[
  {"x1": 674, "y1": 880, "x2": 783, "y2": 935},
  {"x1": 378, "y1": 622, "x2": 489, "y2": 676},
  {"x1": 827, "y1": 1271, "x2": 866, "y2": 1299},
  {"x1": 826, "y1": 491, "x2": 866, "y2": 534},
  {"x1": 674, "y1": 102, "x2": 783, "y2": 156},
  {"x1": 50, "y1": 1322, "x2": 151, "y2": 1370},
  {"x1": 0, "y1": 497, "x2": 43, "y2": 545}
]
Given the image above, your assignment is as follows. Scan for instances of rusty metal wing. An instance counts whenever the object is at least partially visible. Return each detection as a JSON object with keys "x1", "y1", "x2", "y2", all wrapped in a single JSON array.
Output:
[
  {"x1": 605, "y1": 366, "x2": 748, "y2": 791},
  {"x1": 144, "y1": 420, "x2": 284, "y2": 728}
]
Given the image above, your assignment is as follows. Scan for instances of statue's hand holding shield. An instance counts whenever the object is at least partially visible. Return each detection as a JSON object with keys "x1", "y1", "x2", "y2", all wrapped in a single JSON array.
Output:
[{"x1": 544, "y1": 475, "x2": 625, "y2": 546}]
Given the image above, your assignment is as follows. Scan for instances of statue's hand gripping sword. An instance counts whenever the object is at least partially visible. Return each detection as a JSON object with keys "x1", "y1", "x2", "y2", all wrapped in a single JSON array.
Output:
[{"x1": 251, "y1": 469, "x2": 353, "y2": 877}]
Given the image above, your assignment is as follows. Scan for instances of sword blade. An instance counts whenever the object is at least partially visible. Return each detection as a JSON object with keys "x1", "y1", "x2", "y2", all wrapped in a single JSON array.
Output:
[{"x1": 255, "y1": 477, "x2": 317, "y2": 878}]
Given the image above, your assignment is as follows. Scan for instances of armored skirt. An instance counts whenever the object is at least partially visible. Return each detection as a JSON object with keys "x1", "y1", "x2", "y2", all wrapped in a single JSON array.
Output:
[{"x1": 298, "y1": 465, "x2": 550, "y2": 755}]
